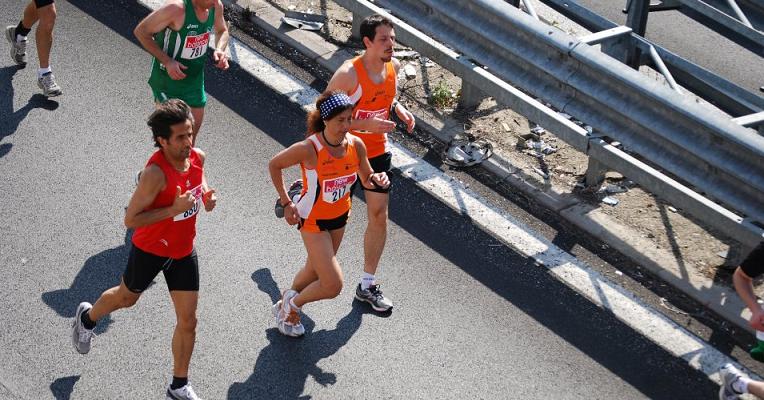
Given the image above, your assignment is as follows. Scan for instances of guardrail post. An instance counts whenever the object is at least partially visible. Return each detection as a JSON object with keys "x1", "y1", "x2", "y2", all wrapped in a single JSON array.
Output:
[
  {"x1": 583, "y1": 156, "x2": 608, "y2": 189},
  {"x1": 458, "y1": 81, "x2": 486, "y2": 111},
  {"x1": 601, "y1": 33, "x2": 631, "y2": 64},
  {"x1": 625, "y1": 0, "x2": 650, "y2": 68},
  {"x1": 722, "y1": 242, "x2": 755, "y2": 267}
]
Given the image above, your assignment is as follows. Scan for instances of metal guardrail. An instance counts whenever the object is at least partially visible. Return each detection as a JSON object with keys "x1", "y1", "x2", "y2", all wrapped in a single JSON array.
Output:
[
  {"x1": 623, "y1": 0, "x2": 764, "y2": 56},
  {"x1": 535, "y1": 0, "x2": 764, "y2": 118},
  {"x1": 333, "y1": 0, "x2": 764, "y2": 251}
]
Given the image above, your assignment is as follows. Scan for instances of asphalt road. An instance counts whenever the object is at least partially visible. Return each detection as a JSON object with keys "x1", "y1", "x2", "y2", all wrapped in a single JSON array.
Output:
[
  {"x1": 576, "y1": 0, "x2": 763, "y2": 96},
  {"x1": 0, "y1": 0, "x2": 721, "y2": 399}
]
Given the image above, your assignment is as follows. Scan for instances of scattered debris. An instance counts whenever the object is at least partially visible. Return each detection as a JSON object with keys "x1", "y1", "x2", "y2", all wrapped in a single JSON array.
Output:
[
  {"x1": 717, "y1": 250, "x2": 728, "y2": 259},
  {"x1": 615, "y1": 270, "x2": 623, "y2": 276},
  {"x1": 530, "y1": 125, "x2": 546, "y2": 136},
  {"x1": 668, "y1": 206, "x2": 678, "y2": 213},
  {"x1": 659, "y1": 297, "x2": 691, "y2": 316},
  {"x1": 602, "y1": 196, "x2": 619, "y2": 206},
  {"x1": 393, "y1": 50, "x2": 419, "y2": 59},
  {"x1": 281, "y1": 11, "x2": 326, "y2": 31},
  {"x1": 442, "y1": 138, "x2": 493, "y2": 167},
  {"x1": 647, "y1": 232, "x2": 655, "y2": 238},
  {"x1": 420, "y1": 56, "x2": 436, "y2": 67},
  {"x1": 403, "y1": 64, "x2": 417, "y2": 79},
  {"x1": 515, "y1": 131, "x2": 538, "y2": 147},
  {"x1": 532, "y1": 167, "x2": 550, "y2": 180},
  {"x1": 527, "y1": 139, "x2": 556, "y2": 155},
  {"x1": 501, "y1": 122, "x2": 511, "y2": 132},
  {"x1": 21, "y1": 258, "x2": 27, "y2": 265},
  {"x1": 605, "y1": 171, "x2": 624, "y2": 180},
  {"x1": 605, "y1": 184, "x2": 628, "y2": 194}
]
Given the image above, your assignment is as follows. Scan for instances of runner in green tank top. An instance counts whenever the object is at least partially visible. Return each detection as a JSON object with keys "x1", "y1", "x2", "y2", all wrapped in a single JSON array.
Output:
[{"x1": 135, "y1": 0, "x2": 229, "y2": 144}]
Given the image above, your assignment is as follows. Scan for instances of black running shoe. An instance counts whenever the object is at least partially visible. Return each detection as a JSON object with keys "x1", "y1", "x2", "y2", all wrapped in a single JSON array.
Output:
[{"x1": 274, "y1": 180, "x2": 303, "y2": 218}]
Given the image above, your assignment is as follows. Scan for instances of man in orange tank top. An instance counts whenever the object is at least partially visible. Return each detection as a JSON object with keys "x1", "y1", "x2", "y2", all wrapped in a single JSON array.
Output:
[
  {"x1": 326, "y1": 14, "x2": 415, "y2": 312},
  {"x1": 70, "y1": 100, "x2": 217, "y2": 400}
]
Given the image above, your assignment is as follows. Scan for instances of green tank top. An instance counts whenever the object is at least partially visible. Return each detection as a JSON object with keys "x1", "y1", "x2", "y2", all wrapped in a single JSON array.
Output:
[{"x1": 148, "y1": 0, "x2": 215, "y2": 91}]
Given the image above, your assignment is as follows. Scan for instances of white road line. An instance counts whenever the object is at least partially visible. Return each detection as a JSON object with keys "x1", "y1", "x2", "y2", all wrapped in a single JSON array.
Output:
[{"x1": 137, "y1": 0, "x2": 758, "y2": 389}]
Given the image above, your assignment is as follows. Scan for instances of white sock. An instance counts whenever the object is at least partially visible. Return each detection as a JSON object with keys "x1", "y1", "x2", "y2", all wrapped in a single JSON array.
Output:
[
  {"x1": 732, "y1": 376, "x2": 751, "y2": 394},
  {"x1": 38, "y1": 67, "x2": 52, "y2": 78},
  {"x1": 361, "y1": 273, "x2": 375, "y2": 290},
  {"x1": 16, "y1": 35, "x2": 27, "y2": 43}
]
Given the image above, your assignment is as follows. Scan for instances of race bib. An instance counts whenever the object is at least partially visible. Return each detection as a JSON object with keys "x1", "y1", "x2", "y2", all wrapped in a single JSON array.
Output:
[
  {"x1": 174, "y1": 184, "x2": 204, "y2": 221},
  {"x1": 354, "y1": 108, "x2": 388, "y2": 121},
  {"x1": 180, "y1": 32, "x2": 210, "y2": 60},
  {"x1": 322, "y1": 173, "x2": 357, "y2": 204}
]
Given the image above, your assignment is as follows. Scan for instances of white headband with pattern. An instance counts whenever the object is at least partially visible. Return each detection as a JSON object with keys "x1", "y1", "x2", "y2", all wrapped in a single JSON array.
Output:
[{"x1": 319, "y1": 93, "x2": 353, "y2": 120}]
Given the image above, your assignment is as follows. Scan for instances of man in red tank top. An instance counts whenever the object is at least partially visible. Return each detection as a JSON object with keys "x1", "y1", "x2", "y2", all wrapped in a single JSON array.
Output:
[
  {"x1": 326, "y1": 14, "x2": 416, "y2": 312},
  {"x1": 70, "y1": 100, "x2": 217, "y2": 400}
]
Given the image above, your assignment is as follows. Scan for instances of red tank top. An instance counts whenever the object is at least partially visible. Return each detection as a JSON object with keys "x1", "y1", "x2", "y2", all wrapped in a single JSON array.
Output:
[
  {"x1": 295, "y1": 134, "x2": 360, "y2": 220},
  {"x1": 132, "y1": 149, "x2": 204, "y2": 258},
  {"x1": 349, "y1": 56, "x2": 397, "y2": 158}
]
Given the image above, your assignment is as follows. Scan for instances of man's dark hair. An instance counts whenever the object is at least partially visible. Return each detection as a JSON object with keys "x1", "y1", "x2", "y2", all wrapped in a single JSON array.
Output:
[
  {"x1": 147, "y1": 99, "x2": 193, "y2": 147},
  {"x1": 360, "y1": 14, "x2": 394, "y2": 43}
]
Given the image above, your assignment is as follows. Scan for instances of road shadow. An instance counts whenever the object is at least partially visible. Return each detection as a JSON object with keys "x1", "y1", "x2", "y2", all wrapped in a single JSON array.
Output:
[
  {"x1": 49, "y1": 375, "x2": 80, "y2": 400},
  {"x1": 386, "y1": 176, "x2": 719, "y2": 399},
  {"x1": 0, "y1": 65, "x2": 59, "y2": 158},
  {"x1": 228, "y1": 269, "x2": 371, "y2": 399},
  {"x1": 41, "y1": 230, "x2": 131, "y2": 334}
]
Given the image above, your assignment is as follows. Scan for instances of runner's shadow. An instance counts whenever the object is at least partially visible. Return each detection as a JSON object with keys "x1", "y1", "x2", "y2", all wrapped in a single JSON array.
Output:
[
  {"x1": 227, "y1": 269, "x2": 369, "y2": 399},
  {"x1": 0, "y1": 65, "x2": 59, "y2": 158},
  {"x1": 49, "y1": 375, "x2": 80, "y2": 400},
  {"x1": 41, "y1": 230, "x2": 132, "y2": 334}
]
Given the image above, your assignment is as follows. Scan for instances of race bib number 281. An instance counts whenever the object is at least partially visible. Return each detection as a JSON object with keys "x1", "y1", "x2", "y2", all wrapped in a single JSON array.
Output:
[{"x1": 180, "y1": 32, "x2": 210, "y2": 60}]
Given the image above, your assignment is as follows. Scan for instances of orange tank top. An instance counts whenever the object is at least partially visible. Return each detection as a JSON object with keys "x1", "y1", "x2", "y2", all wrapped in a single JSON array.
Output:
[
  {"x1": 349, "y1": 56, "x2": 397, "y2": 158},
  {"x1": 295, "y1": 134, "x2": 361, "y2": 221}
]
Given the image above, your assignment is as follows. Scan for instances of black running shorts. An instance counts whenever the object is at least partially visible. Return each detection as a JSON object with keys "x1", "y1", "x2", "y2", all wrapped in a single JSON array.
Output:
[
  {"x1": 34, "y1": 0, "x2": 55, "y2": 8},
  {"x1": 123, "y1": 245, "x2": 199, "y2": 293},
  {"x1": 361, "y1": 152, "x2": 393, "y2": 194},
  {"x1": 299, "y1": 210, "x2": 350, "y2": 232},
  {"x1": 741, "y1": 242, "x2": 764, "y2": 279}
]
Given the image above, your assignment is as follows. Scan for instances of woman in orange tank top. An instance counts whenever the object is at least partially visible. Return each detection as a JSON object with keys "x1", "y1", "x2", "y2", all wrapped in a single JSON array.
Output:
[{"x1": 268, "y1": 91, "x2": 390, "y2": 337}]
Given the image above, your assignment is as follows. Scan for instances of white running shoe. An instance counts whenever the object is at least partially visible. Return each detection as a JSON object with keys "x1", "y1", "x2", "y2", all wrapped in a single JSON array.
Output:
[
  {"x1": 355, "y1": 283, "x2": 393, "y2": 312},
  {"x1": 719, "y1": 363, "x2": 745, "y2": 400},
  {"x1": 273, "y1": 290, "x2": 304, "y2": 337},
  {"x1": 71, "y1": 302, "x2": 95, "y2": 354},
  {"x1": 166, "y1": 384, "x2": 202, "y2": 400},
  {"x1": 5, "y1": 26, "x2": 26, "y2": 66},
  {"x1": 37, "y1": 71, "x2": 62, "y2": 97}
]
